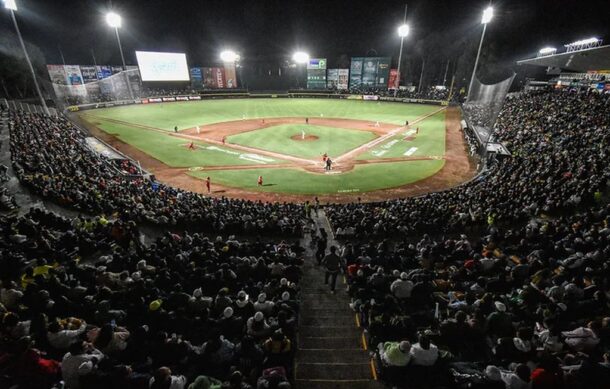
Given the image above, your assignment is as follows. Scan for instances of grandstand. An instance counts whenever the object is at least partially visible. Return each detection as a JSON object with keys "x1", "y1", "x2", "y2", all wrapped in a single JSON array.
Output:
[{"x1": 1, "y1": 0, "x2": 610, "y2": 388}]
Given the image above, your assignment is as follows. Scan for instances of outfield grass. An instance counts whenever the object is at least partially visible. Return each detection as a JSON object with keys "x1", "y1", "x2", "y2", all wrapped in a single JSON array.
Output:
[
  {"x1": 357, "y1": 111, "x2": 446, "y2": 160},
  {"x1": 189, "y1": 160, "x2": 445, "y2": 195},
  {"x1": 92, "y1": 119, "x2": 287, "y2": 167},
  {"x1": 227, "y1": 124, "x2": 377, "y2": 159},
  {"x1": 83, "y1": 98, "x2": 441, "y2": 131}
]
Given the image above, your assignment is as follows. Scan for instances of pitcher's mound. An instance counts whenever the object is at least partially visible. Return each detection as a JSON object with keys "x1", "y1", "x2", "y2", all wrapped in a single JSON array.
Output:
[{"x1": 291, "y1": 134, "x2": 319, "y2": 142}]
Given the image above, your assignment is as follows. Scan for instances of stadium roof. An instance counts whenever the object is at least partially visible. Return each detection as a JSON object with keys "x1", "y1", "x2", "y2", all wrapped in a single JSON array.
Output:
[{"x1": 517, "y1": 45, "x2": 610, "y2": 72}]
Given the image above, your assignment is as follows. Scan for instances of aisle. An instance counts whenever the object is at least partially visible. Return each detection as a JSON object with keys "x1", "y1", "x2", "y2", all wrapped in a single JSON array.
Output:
[{"x1": 294, "y1": 210, "x2": 384, "y2": 388}]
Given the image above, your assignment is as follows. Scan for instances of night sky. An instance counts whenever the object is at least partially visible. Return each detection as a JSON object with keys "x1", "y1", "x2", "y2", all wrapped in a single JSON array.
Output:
[{"x1": 1, "y1": 0, "x2": 609, "y2": 69}]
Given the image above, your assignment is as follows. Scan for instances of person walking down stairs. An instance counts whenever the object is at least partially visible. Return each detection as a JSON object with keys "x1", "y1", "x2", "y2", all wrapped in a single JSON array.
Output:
[{"x1": 321, "y1": 245, "x2": 343, "y2": 294}]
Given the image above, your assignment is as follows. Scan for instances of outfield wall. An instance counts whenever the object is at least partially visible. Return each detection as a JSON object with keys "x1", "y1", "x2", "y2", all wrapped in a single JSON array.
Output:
[{"x1": 66, "y1": 92, "x2": 449, "y2": 113}]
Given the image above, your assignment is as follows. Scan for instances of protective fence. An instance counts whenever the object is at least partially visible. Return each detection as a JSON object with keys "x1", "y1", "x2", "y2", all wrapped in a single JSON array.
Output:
[
  {"x1": 42, "y1": 68, "x2": 141, "y2": 109},
  {"x1": 462, "y1": 73, "x2": 515, "y2": 144}
]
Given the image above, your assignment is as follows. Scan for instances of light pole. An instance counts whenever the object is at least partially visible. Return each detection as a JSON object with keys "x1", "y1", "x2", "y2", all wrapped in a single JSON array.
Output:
[
  {"x1": 106, "y1": 11, "x2": 134, "y2": 100},
  {"x1": 4, "y1": 0, "x2": 50, "y2": 115},
  {"x1": 292, "y1": 51, "x2": 309, "y2": 89},
  {"x1": 394, "y1": 4, "x2": 409, "y2": 97},
  {"x1": 467, "y1": 6, "x2": 493, "y2": 102}
]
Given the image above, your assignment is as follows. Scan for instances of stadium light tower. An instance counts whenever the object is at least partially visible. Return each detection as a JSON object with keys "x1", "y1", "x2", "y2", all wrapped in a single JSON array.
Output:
[
  {"x1": 220, "y1": 50, "x2": 240, "y2": 63},
  {"x1": 394, "y1": 3, "x2": 409, "y2": 97},
  {"x1": 106, "y1": 11, "x2": 134, "y2": 100},
  {"x1": 292, "y1": 51, "x2": 310, "y2": 64},
  {"x1": 467, "y1": 6, "x2": 493, "y2": 102},
  {"x1": 3, "y1": 0, "x2": 50, "y2": 115},
  {"x1": 292, "y1": 52, "x2": 310, "y2": 89}
]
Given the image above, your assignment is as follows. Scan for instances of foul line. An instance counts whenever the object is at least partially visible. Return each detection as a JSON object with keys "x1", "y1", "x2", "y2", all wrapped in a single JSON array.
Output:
[{"x1": 334, "y1": 106, "x2": 447, "y2": 162}]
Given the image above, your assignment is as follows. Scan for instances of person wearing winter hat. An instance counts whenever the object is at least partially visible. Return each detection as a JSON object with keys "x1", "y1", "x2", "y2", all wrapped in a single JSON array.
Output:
[
  {"x1": 247, "y1": 311, "x2": 271, "y2": 339},
  {"x1": 390, "y1": 272, "x2": 414, "y2": 299},
  {"x1": 253, "y1": 293, "x2": 275, "y2": 315}
]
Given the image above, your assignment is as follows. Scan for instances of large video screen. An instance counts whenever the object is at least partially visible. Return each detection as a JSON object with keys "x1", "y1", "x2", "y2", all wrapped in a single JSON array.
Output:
[{"x1": 135, "y1": 51, "x2": 189, "y2": 82}]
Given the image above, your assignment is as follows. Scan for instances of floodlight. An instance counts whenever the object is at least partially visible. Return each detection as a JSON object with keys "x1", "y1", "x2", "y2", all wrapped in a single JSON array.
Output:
[
  {"x1": 481, "y1": 6, "x2": 493, "y2": 24},
  {"x1": 4, "y1": 0, "x2": 17, "y2": 11},
  {"x1": 566, "y1": 37, "x2": 599, "y2": 46},
  {"x1": 398, "y1": 24, "x2": 410, "y2": 38},
  {"x1": 220, "y1": 50, "x2": 240, "y2": 63},
  {"x1": 538, "y1": 47, "x2": 556, "y2": 55},
  {"x1": 106, "y1": 12, "x2": 122, "y2": 28},
  {"x1": 292, "y1": 51, "x2": 310, "y2": 64}
]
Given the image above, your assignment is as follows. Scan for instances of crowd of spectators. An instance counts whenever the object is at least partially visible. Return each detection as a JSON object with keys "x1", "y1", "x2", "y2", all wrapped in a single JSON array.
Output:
[
  {"x1": 8, "y1": 111, "x2": 303, "y2": 235},
  {"x1": 0, "y1": 205, "x2": 303, "y2": 388},
  {"x1": 327, "y1": 90, "x2": 610, "y2": 237},
  {"x1": 3, "y1": 86, "x2": 610, "y2": 388},
  {"x1": 321, "y1": 89, "x2": 610, "y2": 387}
]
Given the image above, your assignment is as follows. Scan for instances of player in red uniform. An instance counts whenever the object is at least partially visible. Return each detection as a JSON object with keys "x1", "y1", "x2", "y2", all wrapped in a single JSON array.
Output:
[
  {"x1": 257, "y1": 176, "x2": 263, "y2": 186},
  {"x1": 305, "y1": 117, "x2": 309, "y2": 124},
  {"x1": 205, "y1": 177, "x2": 211, "y2": 193},
  {"x1": 222, "y1": 136, "x2": 226, "y2": 145},
  {"x1": 188, "y1": 142, "x2": 195, "y2": 150}
]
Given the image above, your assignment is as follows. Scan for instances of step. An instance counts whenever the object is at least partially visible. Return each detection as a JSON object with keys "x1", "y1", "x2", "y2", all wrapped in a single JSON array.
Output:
[
  {"x1": 299, "y1": 325, "x2": 361, "y2": 338},
  {"x1": 295, "y1": 379, "x2": 385, "y2": 389},
  {"x1": 299, "y1": 336, "x2": 363, "y2": 350},
  {"x1": 295, "y1": 362, "x2": 372, "y2": 380},
  {"x1": 300, "y1": 315, "x2": 357, "y2": 327},
  {"x1": 296, "y1": 349, "x2": 370, "y2": 364},
  {"x1": 300, "y1": 309, "x2": 356, "y2": 320}
]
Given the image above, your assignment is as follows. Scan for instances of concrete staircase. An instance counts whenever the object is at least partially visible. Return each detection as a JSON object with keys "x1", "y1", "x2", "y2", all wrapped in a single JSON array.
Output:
[{"x1": 294, "y1": 211, "x2": 384, "y2": 389}]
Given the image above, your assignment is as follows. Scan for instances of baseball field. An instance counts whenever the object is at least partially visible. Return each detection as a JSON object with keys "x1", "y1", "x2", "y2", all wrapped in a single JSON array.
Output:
[{"x1": 76, "y1": 98, "x2": 475, "y2": 202}]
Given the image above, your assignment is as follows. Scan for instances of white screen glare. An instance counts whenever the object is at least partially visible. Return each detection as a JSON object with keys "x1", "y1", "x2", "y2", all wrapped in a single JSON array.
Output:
[{"x1": 135, "y1": 51, "x2": 189, "y2": 82}]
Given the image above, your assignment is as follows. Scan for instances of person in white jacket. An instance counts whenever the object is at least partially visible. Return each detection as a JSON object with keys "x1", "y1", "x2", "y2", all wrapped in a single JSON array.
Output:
[
  {"x1": 61, "y1": 341, "x2": 104, "y2": 389},
  {"x1": 47, "y1": 319, "x2": 87, "y2": 350},
  {"x1": 410, "y1": 334, "x2": 438, "y2": 366}
]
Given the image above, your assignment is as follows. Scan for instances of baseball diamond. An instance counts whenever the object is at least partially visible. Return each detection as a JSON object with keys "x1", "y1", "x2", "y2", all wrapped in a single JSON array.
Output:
[{"x1": 76, "y1": 98, "x2": 476, "y2": 202}]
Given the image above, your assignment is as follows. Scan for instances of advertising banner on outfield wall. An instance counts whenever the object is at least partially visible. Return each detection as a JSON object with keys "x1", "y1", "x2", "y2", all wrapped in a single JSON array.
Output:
[
  {"x1": 80, "y1": 66, "x2": 98, "y2": 83},
  {"x1": 65, "y1": 65, "x2": 84, "y2": 85},
  {"x1": 350, "y1": 57, "x2": 391, "y2": 89},
  {"x1": 190, "y1": 67, "x2": 203, "y2": 88},
  {"x1": 223, "y1": 63, "x2": 238, "y2": 88},
  {"x1": 349, "y1": 58, "x2": 364, "y2": 89},
  {"x1": 327, "y1": 69, "x2": 339, "y2": 89},
  {"x1": 47, "y1": 65, "x2": 68, "y2": 85},
  {"x1": 96, "y1": 66, "x2": 112, "y2": 79},
  {"x1": 338, "y1": 69, "x2": 349, "y2": 90},
  {"x1": 388, "y1": 69, "x2": 399, "y2": 89},
  {"x1": 203, "y1": 67, "x2": 226, "y2": 88}
]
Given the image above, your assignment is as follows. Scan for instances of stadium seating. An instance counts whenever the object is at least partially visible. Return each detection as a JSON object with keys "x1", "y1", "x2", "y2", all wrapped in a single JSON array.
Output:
[{"x1": 0, "y1": 88, "x2": 609, "y2": 388}]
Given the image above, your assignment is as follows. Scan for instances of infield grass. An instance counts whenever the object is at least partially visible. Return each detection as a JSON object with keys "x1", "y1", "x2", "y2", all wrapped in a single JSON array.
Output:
[
  {"x1": 227, "y1": 124, "x2": 377, "y2": 159},
  {"x1": 92, "y1": 119, "x2": 287, "y2": 167}
]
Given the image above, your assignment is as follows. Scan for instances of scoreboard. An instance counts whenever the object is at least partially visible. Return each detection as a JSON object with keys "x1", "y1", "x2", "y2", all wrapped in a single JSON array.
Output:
[{"x1": 307, "y1": 58, "x2": 327, "y2": 89}]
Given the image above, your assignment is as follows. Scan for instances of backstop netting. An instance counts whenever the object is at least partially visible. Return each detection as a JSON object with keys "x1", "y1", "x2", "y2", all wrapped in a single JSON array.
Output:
[
  {"x1": 463, "y1": 73, "x2": 515, "y2": 144},
  {"x1": 43, "y1": 69, "x2": 142, "y2": 109}
]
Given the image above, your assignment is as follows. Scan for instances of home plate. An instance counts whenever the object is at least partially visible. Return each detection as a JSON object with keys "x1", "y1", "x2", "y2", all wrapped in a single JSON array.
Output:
[{"x1": 404, "y1": 147, "x2": 418, "y2": 156}]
